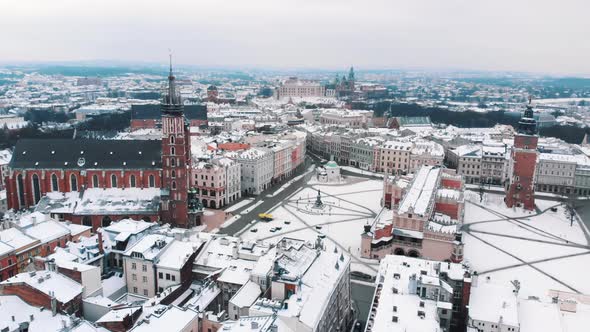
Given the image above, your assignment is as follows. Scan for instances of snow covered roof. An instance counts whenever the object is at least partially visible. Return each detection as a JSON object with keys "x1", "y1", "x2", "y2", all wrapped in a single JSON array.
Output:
[
  {"x1": 469, "y1": 279, "x2": 519, "y2": 327},
  {"x1": 128, "y1": 306, "x2": 198, "y2": 332},
  {"x1": 1, "y1": 270, "x2": 83, "y2": 303},
  {"x1": 0, "y1": 295, "x2": 89, "y2": 332},
  {"x1": 368, "y1": 255, "x2": 465, "y2": 332},
  {"x1": 24, "y1": 220, "x2": 70, "y2": 244},
  {"x1": 0, "y1": 240, "x2": 14, "y2": 257},
  {"x1": 75, "y1": 188, "x2": 161, "y2": 215},
  {"x1": 0, "y1": 228, "x2": 38, "y2": 252},
  {"x1": 156, "y1": 240, "x2": 199, "y2": 271},
  {"x1": 230, "y1": 280, "x2": 262, "y2": 308},
  {"x1": 398, "y1": 166, "x2": 440, "y2": 216},
  {"x1": 124, "y1": 234, "x2": 173, "y2": 261}
]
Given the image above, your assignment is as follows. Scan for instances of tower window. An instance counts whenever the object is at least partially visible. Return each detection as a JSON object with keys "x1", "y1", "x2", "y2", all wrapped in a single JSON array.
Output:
[
  {"x1": 111, "y1": 174, "x2": 118, "y2": 187},
  {"x1": 171, "y1": 158, "x2": 176, "y2": 167},
  {"x1": 70, "y1": 174, "x2": 78, "y2": 191},
  {"x1": 170, "y1": 135, "x2": 175, "y2": 144},
  {"x1": 171, "y1": 146, "x2": 175, "y2": 155},
  {"x1": 51, "y1": 173, "x2": 59, "y2": 191},
  {"x1": 172, "y1": 181, "x2": 177, "y2": 190}
]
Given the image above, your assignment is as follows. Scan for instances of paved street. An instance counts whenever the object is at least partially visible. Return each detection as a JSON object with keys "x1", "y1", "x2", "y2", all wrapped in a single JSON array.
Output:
[
  {"x1": 220, "y1": 156, "x2": 315, "y2": 235},
  {"x1": 351, "y1": 281, "x2": 375, "y2": 331}
]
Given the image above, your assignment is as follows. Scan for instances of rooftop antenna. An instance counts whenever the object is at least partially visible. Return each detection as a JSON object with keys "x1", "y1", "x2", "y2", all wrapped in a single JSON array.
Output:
[{"x1": 168, "y1": 49, "x2": 173, "y2": 77}]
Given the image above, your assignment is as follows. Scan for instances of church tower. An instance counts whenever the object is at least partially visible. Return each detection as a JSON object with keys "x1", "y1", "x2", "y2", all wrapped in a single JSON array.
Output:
[
  {"x1": 160, "y1": 56, "x2": 201, "y2": 228},
  {"x1": 505, "y1": 99, "x2": 538, "y2": 210}
]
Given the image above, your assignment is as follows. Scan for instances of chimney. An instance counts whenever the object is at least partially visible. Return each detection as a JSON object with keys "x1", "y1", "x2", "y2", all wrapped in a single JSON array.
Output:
[
  {"x1": 97, "y1": 231, "x2": 104, "y2": 253},
  {"x1": 51, "y1": 293, "x2": 57, "y2": 317}
]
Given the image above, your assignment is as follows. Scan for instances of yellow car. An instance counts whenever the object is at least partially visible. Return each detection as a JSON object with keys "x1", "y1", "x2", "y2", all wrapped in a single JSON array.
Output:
[{"x1": 258, "y1": 213, "x2": 273, "y2": 221}]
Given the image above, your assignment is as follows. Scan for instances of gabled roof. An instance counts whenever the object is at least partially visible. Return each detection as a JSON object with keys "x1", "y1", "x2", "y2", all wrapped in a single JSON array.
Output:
[{"x1": 10, "y1": 139, "x2": 162, "y2": 170}]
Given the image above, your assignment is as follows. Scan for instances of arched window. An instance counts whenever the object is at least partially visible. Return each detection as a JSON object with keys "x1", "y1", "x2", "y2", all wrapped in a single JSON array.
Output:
[
  {"x1": 70, "y1": 174, "x2": 78, "y2": 191},
  {"x1": 51, "y1": 174, "x2": 59, "y2": 191},
  {"x1": 32, "y1": 174, "x2": 41, "y2": 204},
  {"x1": 170, "y1": 135, "x2": 175, "y2": 144},
  {"x1": 171, "y1": 170, "x2": 176, "y2": 178},
  {"x1": 170, "y1": 158, "x2": 176, "y2": 167},
  {"x1": 171, "y1": 181, "x2": 177, "y2": 190},
  {"x1": 82, "y1": 216, "x2": 92, "y2": 227},
  {"x1": 16, "y1": 174, "x2": 25, "y2": 208},
  {"x1": 92, "y1": 174, "x2": 99, "y2": 188},
  {"x1": 170, "y1": 147, "x2": 175, "y2": 155},
  {"x1": 101, "y1": 216, "x2": 112, "y2": 227},
  {"x1": 111, "y1": 174, "x2": 117, "y2": 187},
  {"x1": 130, "y1": 175, "x2": 136, "y2": 187},
  {"x1": 149, "y1": 175, "x2": 155, "y2": 188}
]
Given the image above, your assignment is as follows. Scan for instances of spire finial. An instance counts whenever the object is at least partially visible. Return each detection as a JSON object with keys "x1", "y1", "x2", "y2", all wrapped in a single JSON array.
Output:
[{"x1": 168, "y1": 49, "x2": 173, "y2": 77}]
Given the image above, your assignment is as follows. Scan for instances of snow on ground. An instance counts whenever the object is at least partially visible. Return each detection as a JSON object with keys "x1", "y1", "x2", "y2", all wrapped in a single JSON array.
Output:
[
  {"x1": 463, "y1": 192, "x2": 590, "y2": 298},
  {"x1": 240, "y1": 177, "x2": 382, "y2": 267},
  {"x1": 224, "y1": 198, "x2": 254, "y2": 213}
]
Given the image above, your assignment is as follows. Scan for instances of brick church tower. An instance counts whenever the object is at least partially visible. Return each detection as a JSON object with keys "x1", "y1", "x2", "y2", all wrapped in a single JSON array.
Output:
[
  {"x1": 505, "y1": 100, "x2": 538, "y2": 210},
  {"x1": 160, "y1": 57, "x2": 202, "y2": 228}
]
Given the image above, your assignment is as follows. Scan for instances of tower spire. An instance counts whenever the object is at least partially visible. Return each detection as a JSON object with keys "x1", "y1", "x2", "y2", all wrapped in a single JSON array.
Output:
[{"x1": 164, "y1": 50, "x2": 180, "y2": 107}]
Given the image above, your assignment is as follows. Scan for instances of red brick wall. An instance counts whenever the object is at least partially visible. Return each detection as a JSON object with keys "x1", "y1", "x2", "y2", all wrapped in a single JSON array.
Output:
[
  {"x1": 441, "y1": 178, "x2": 462, "y2": 189},
  {"x1": 7, "y1": 169, "x2": 163, "y2": 210},
  {"x1": 131, "y1": 119, "x2": 157, "y2": 130},
  {"x1": 434, "y1": 202, "x2": 459, "y2": 220},
  {"x1": 0, "y1": 254, "x2": 17, "y2": 281},
  {"x1": 57, "y1": 266, "x2": 82, "y2": 283}
]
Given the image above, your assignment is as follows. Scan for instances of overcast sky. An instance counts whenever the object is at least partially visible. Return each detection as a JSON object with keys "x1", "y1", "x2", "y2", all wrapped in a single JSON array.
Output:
[{"x1": 1, "y1": 0, "x2": 589, "y2": 75}]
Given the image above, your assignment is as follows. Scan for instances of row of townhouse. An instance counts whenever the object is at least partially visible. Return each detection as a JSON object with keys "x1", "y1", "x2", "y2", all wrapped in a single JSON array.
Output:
[
  {"x1": 449, "y1": 141, "x2": 590, "y2": 195},
  {"x1": 447, "y1": 143, "x2": 510, "y2": 185},
  {"x1": 226, "y1": 131, "x2": 307, "y2": 196},
  {"x1": 307, "y1": 128, "x2": 445, "y2": 174},
  {"x1": 190, "y1": 157, "x2": 241, "y2": 209}
]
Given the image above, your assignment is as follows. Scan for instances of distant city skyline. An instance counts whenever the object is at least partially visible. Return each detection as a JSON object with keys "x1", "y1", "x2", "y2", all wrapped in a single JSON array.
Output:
[{"x1": 1, "y1": 0, "x2": 589, "y2": 76}]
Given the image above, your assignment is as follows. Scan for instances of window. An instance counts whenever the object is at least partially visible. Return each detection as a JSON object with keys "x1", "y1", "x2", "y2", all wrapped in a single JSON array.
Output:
[
  {"x1": 171, "y1": 146, "x2": 175, "y2": 155},
  {"x1": 133, "y1": 287, "x2": 138, "y2": 294},
  {"x1": 92, "y1": 174, "x2": 99, "y2": 188},
  {"x1": 143, "y1": 289, "x2": 148, "y2": 296},
  {"x1": 130, "y1": 175, "x2": 136, "y2": 187},
  {"x1": 149, "y1": 175, "x2": 155, "y2": 188},
  {"x1": 142, "y1": 264, "x2": 147, "y2": 272},
  {"x1": 70, "y1": 174, "x2": 78, "y2": 191},
  {"x1": 111, "y1": 174, "x2": 117, "y2": 187},
  {"x1": 32, "y1": 174, "x2": 41, "y2": 204},
  {"x1": 132, "y1": 274, "x2": 137, "y2": 281},
  {"x1": 171, "y1": 158, "x2": 176, "y2": 167},
  {"x1": 172, "y1": 181, "x2": 177, "y2": 190},
  {"x1": 166, "y1": 273, "x2": 170, "y2": 280},
  {"x1": 171, "y1": 170, "x2": 176, "y2": 178},
  {"x1": 16, "y1": 174, "x2": 25, "y2": 208},
  {"x1": 171, "y1": 275, "x2": 176, "y2": 282},
  {"x1": 142, "y1": 276, "x2": 147, "y2": 283},
  {"x1": 170, "y1": 135, "x2": 175, "y2": 144},
  {"x1": 159, "y1": 272, "x2": 163, "y2": 279},
  {"x1": 51, "y1": 173, "x2": 59, "y2": 191},
  {"x1": 132, "y1": 262, "x2": 137, "y2": 270}
]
